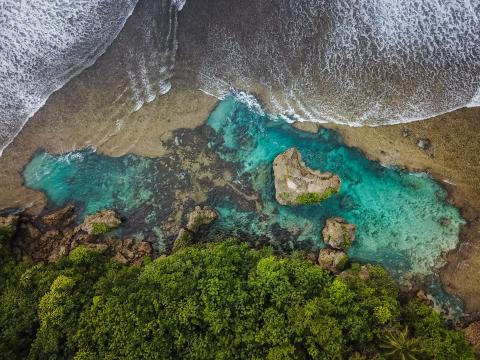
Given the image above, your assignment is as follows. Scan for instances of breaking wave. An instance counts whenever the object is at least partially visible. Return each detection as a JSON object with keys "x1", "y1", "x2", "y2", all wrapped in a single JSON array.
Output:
[{"x1": 181, "y1": 0, "x2": 480, "y2": 126}]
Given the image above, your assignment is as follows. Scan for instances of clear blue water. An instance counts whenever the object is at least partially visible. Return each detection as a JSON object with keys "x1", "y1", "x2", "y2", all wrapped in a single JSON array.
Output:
[{"x1": 24, "y1": 96, "x2": 464, "y2": 285}]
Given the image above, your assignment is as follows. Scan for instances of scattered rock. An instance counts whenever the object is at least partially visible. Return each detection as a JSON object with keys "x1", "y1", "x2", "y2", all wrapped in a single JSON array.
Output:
[
  {"x1": 105, "y1": 237, "x2": 152, "y2": 266},
  {"x1": 273, "y1": 148, "x2": 340, "y2": 206},
  {"x1": 322, "y1": 217, "x2": 356, "y2": 250},
  {"x1": 318, "y1": 248, "x2": 349, "y2": 274},
  {"x1": 416, "y1": 289, "x2": 434, "y2": 306},
  {"x1": 3, "y1": 206, "x2": 150, "y2": 265},
  {"x1": 464, "y1": 321, "x2": 480, "y2": 354},
  {"x1": 78, "y1": 210, "x2": 122, "y2": 235}
]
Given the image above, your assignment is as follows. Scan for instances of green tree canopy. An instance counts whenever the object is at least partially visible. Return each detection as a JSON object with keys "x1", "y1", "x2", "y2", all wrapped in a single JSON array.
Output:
[{"x1": 0, "y1": 240, "x2": 475, "y2": 359}]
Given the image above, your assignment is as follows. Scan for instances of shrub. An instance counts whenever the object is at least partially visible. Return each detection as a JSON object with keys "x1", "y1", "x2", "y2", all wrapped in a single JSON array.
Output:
[{"x1": 296, "y1": 188, "x2": 338, "y2": 205}]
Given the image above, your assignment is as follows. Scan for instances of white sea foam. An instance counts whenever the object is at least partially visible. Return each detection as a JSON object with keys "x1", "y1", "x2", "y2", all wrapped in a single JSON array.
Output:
[
  {"x1": 0, "y1": 0, "x2": 139, "y2": 156},
  {"x1": 123, "y1": 0, "x2": 182, "y2": 113},
  {"x1": 194, "y1": 0, "x2": 480, "y2": 126}
]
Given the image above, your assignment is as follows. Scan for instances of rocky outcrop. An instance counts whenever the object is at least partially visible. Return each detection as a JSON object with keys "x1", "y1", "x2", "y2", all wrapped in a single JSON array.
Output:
[
  {"x1": 273, "y1": 148, "x2": 340, "y2": 206},
  {"x1": 464, "y1": 321, "x2": 480, "y2": 354},
  {"x1": 173, "y1": 206, "x2": 219, "y2": 252},
  {"x1": 8, "y1": 205, "x2": 150, "y2": 265},
  {"x1": 78, "y1": 209, "x2": 122, "y2": 235},
  {"x1": 322, "y1": 217, "x2": 356, "y2": 250},
  {"x1": 318, "y1": 248, "x2": 348, "y2": 274}
]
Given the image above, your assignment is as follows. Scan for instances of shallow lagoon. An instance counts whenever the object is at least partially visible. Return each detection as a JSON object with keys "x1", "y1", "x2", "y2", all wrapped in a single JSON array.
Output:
[{"x1": 24, "y1": 95, "x2": 463, "y2": 285}]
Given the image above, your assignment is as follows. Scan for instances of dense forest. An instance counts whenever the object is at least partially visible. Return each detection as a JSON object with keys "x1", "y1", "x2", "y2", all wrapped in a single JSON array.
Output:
[{"x1": 0, "y1": 226, "x2": 474, "y2": 359}]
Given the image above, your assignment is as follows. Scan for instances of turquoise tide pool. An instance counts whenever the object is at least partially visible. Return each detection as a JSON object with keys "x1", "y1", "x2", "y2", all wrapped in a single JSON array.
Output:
[{"x1": 24, "y1": 95, "x2": 464, "y2": 286}]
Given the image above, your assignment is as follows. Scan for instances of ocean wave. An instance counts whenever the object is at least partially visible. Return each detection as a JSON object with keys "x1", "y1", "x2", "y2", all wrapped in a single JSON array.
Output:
[{"x1": 183, "y1": 0, "x2": 480, "y2": 126}]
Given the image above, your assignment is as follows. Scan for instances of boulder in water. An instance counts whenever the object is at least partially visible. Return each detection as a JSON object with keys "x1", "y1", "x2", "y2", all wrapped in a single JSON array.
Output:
[
  {"x1": 322, "y1": 217, "x2": 356, "y2": 250},
  {"x1": 273, "y1": 148, "x2": 340, "y2": 206},
  {"x1": 185, "y1": 206, "x2": 219, "y2": 233}
]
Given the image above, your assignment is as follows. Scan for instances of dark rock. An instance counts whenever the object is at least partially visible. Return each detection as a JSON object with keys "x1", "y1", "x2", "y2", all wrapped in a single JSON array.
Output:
[
  {"x1": 0, "y1": 214, "x2": 19, "y2": 241},
  {"x1": 416, "y1": 289, "x2": 434, "y2": 306},
  {"x1": 4, "y1": 206, "x2": 149, "y2": 265}
]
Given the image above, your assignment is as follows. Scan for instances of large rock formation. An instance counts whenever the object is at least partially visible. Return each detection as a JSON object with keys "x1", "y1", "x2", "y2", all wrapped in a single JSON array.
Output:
[
  {"x1": 322, "y1": 217, "x2": 356, "y2": 250},
  {"x1": 273, "y1": 148, "x2": 340, "y2": 206},
  {"x1": 318, "y1": 248, "x2": 348, "y2": 274},
  {"x1": 173, "y1": 206, "x2": 219, "y2": 252}
]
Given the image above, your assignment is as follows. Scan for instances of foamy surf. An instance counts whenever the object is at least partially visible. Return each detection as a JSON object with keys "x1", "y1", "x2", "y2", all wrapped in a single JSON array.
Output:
[
  {"x1": 186, "y1": 0, "x2": 480, "y2": 126},
  {"x1": 0, "y1": 0, "x2": 139, "y2": 156}
]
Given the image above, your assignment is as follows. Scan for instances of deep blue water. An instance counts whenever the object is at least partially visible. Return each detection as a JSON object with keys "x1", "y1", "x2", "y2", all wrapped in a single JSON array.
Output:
[{"x1": 23, "y1": 95, "x2": 464, "y2": 310}]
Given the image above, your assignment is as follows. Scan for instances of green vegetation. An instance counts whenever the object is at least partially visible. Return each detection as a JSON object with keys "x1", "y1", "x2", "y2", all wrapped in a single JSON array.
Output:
[
  {"x1": 0, "y1": 239, "x2": 474, "y2": 359},
  {"x1": 91, "y1": 222, "x2": 116, "y2": 235},
  {"x1": 379, "y1": 327, "x2": 422, "y2": 360},
  {"x1": 296, "y1": 188, "x2": 338, "y2": 205}
]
